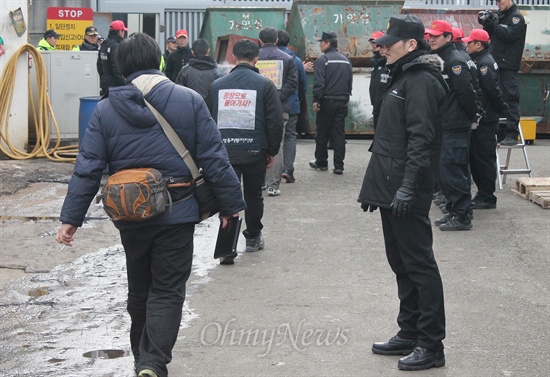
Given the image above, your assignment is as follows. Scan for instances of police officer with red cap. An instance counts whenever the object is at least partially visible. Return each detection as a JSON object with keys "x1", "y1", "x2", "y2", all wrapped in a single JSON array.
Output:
[
  {"x1": 98, "y1": 20, "x2": 128, "y2": 95},
  {"x1": 426, "y1": 20, "x2": 478, "y2": 231},
  {"x1": 464, "y1": 29, "x2": 507, "y2": 210}
]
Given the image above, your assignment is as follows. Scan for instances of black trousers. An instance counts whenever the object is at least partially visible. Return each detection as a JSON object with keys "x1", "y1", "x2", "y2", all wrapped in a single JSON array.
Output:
[
  {"x1": 314, "y1": 99, "x2": 348, "y2": 170},
  {"x1": 439, "y1": 129, "x2": 472, "y2": 218},
  {"x1": 120, "y1": 222, "x2": 195, "y2": 377},
  {"x1": 231, "y1": 157, "x2": 266, "y2": 239},
  {"x1": 380, "y1": 208, "x2": 446, "y2": 350},
  {"x1": 499, "y1": 69, "x2": 521, "y2": 139},
  {"x1": 470, "y1": 122, "x2": 498, "y2": 204}
]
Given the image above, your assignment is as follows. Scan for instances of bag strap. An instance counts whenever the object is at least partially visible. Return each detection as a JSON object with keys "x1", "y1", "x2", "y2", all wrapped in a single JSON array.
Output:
[{"x1": 131, "y1": 75, "x2": 201, "y2": 180}]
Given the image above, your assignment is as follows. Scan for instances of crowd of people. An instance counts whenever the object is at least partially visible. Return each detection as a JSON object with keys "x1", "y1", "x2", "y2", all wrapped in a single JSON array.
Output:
[{"x1": 54, "y1": 1, "x2": 527, "y2": 375}]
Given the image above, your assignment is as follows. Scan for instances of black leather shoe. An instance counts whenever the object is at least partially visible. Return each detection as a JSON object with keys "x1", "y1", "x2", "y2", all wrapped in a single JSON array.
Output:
[
  {"x1": 219, "y1": 253, "x2": 237, "y2": 265},
  {"x1": 309, "y1": 160, "x2": 328, "y2": 171},
  {"x1": 472, "y1": 199, "x2": 496, "y2": 209},
  {"x1": 398, "y1": 346, "x2": 445, "y2": 371},
  {"x1": 333, "y1": 168, "x2": 344, "y2": 175},
  {"x1": 372, "y1": 335, "x2": 417, "y2": 355}
]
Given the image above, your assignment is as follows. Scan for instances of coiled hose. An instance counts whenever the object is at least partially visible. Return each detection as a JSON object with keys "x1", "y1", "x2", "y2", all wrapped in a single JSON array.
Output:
[{"x1": 0, "y1": 44, "x2": 77, "y2": 161}]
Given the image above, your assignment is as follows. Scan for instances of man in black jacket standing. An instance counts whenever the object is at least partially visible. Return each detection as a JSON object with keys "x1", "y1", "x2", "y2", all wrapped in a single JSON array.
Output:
[
  {"x1": 258, "y1": 27, "x2": 298, "y2": 197},
  {"x1": 309, "y1": 31, "x2": 353, "y2": 175},
  {"x1": 426, "y1": 20, "x2": 478, "y2": 231},
  {"x1": 98, "y1": 20, "x2": 127, "y2": 95},
  {"x1": 368, "y1": 31, "x2": 388, "y2": 131},
  {"x1": 73, "y1": 26, "x2": 99, "y2": 51},
  {"x1": 464, "y1": 29, "x2": 507, "y2": 210},
  {"x1": 358, "y1": 15, "x2": 447, "y2": 371},
  {"x1": 209, "y1": 39, "x2": 284, "y2": 259},
  {"x1": 479, "y1": 0, "x2": 526, "y2": 146},
  {"x1": 176, "y1": 38, "x2": 223, "y2": 100},
  {"x1": 165, "y1": 29, "x2": 193, "y2": 82}
]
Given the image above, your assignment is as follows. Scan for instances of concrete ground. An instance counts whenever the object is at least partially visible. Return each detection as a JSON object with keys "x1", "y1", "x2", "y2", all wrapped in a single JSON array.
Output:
[
  {"x1": 169, "y1": 138, "x2": 550, "y2": 376},
  {"x1": 0, "y1": 138, "x2": 548, "y2": 376}
]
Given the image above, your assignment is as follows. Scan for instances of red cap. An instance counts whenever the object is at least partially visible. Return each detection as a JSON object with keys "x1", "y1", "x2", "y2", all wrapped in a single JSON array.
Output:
[
  {"x1": 369, "y1": 31, "x2": 384, "y2": 42},
  {"x1": 424, "y1": 20, "x2": 453, "y2": 36},
  {"x1": 462, "y1": 29, "x2": 490, "y2": 43},
  {"x1": 452, "y1": 27, "x2": 464, "y2": 42},
  {"x1": 110, "y1": 20, "x2": 128, "y2": 31},
  {"x1": 176, "y1": 29, "x2": 188, "y2": 38}
]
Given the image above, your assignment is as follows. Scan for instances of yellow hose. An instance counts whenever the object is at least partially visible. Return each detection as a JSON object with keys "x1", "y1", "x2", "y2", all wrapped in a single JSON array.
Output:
[{"x1": 0, "y1": 44, "x2": 78, "y2": 162}]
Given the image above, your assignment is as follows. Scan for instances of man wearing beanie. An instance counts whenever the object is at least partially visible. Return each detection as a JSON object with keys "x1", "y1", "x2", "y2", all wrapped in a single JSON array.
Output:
[{"x1": 358, "y1": 14, "x2": 448, "y2": 371}]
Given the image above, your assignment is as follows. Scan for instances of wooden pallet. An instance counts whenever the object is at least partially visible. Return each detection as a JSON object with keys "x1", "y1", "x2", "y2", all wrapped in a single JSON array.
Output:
[
  {"x1": 529, "y1": 191, "x2": 550, "y2": 209},
  {"x1": 514, "y1": 177, "x2": 550, "y2": 199}
]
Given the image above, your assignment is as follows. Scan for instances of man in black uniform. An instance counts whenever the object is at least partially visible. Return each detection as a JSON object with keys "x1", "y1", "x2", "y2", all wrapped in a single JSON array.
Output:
[
  {"x1": 368, "y1": 31, "x2": 388, "y2": 131},
  {"x1": 97, "y1": 20, "x2": 127, "y2": 96},
  {"x1": 426, "y1": 20, "x2": 478, "y2": 231},
  {"x1": 73, "y1": 26, "x2": 99, "y2": 51},
  {"x1": 165, "y1": 29, "x2": 193, "y2": 82},
  {"x1": 358, "y1": 15, "x2": 448, "y2": 371},
  {"x1": 464, "y1": 29, "x2": 507, "y2": 210},
  {"x1": 479, "y1": 0, "x2": 526, "y2": 146},
  {"x1": 309, "y1": 31, "x2": 353, "y2": 175}
]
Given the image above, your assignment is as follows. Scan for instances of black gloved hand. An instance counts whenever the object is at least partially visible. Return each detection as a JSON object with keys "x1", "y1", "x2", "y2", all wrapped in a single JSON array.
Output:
[
  {"x1": 361, "y1": 203, "x2": 378, "y2": 213},
  {"x1": 391, "y1": 180, "x2": 416, "y2": 220}
]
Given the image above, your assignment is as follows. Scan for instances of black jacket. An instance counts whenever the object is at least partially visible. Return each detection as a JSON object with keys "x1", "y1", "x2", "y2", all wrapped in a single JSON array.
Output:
[
  {"x1": 76, "y1": 40, "x2": 99, "y2": 51},
  {"x1": 433, "y1": 43, "x2": 478, "y2": 130},
  {"x1": 469, "y1": 49, "x2": 507, "y2": 123},
  {"x1": 165, "y1": 45, "x2": 193, "y2": 82},
  {"x1": 176, "y1": 56, "x2": 224, "y2": 99},
  {"x1": 358, "y1": 51, "x2": 448, "y2": 216},
  {"x1": 97, "y1": 34, "x2": 125, "y2": 94},
  {"x1": 258, "y1": 44, "x2": 298, "y2": 113},
  {"x1": 369, "y1": 51, "x2": 388, "y2": 122},
  {"x1": 313, "y1": 47, "x2": 353, "y2": 103},
  {"x1": 481, "y1": 3, "x2": 526, "y2": 71},
  {"x1": 209, "y1": 63, "x2": 284, "y2": 164}
]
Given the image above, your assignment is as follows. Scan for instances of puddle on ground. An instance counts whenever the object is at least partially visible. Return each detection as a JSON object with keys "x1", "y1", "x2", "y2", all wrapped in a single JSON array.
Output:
[
  {"x1": 28, "y1": 288, "x2": 49, "y2": 298},
  {"x1": 82, "y1": 349, "x2": 131, "y2": 359},
  {"x1": 0, "y1": 215, "x2": 108, "y2": 222}
]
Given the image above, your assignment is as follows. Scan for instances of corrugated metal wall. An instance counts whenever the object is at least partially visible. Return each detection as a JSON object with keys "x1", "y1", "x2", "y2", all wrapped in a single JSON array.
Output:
[{"x1": 164, "y1": 10, "x2": 205, "y2": 42}]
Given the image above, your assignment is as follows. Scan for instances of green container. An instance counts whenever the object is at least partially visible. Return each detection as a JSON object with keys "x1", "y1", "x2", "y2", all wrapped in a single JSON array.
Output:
[
  {"x1": 287, "y1": 0, "x2": 405, "y2": 67},
  {"x1": 199, "y1": 7, "x2": 287, "y2": 59},
  {"x1": 288, "y1": 0, "x2": 404, "y2": 135},
  {"x1": 519, "y1": 72, "x2": 549, "y2": 133}
]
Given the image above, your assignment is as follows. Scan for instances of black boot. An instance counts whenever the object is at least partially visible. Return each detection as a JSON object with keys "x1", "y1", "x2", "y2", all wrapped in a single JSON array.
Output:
[
  {"x1": 372, "y1": 335, "x2": 417, "y2": 355},
  {"x1": 398, "y1": 346, "x2": 445, "y2": 371}
]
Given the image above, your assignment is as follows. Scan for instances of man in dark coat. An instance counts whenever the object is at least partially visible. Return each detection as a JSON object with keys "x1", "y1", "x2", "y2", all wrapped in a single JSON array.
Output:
[
  {"x1": 426, "y1": 20, "x2": 478, "y2": 231},
  {"x1": 358, "y1": 15, "x2": 448, "y2": 372},
  {"x1": 464, "y1": 29, "x2": 508, "y2": 209},
  {"x1": 309, "y1": 31, "x2": 353, "y2": 175},
  {"x1": 97, "y1": 20, "x2": 127, "y2": 95},
  {"x1": 57, "y1": 33, "x2": 245, "y2": 377},
  {"x1": 368, "y1": 31, "x2": 388, "y2": 130},
  {"x1": 73, "y1": 26, "x2": 100, "y2": 51},
  {"x1": 165, "y1": 29, "x2": 193, "y2": 82},
  {"x1": 209, "y1": 39, "x2": 284, "y2": 259},
  {"x1": 258, "y1": 27, "x2": 298, "y2": 197},
  {"x1": 176, "y1": 38, "x2": 223, "y2": 99},
  {"x1": 479, "y1": 0, "x2": 526, "y2": 145}
]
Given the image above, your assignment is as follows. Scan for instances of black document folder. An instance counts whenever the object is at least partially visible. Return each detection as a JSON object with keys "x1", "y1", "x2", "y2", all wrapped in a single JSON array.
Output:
[{"x1": 214, "y1": 216, "x2": 242, "y2": 259}]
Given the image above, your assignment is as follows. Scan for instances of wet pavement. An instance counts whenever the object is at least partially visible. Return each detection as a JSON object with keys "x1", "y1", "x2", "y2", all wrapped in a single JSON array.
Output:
[{"x1": 0, "y1": 139, "x2": 549, "y2": 376}]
